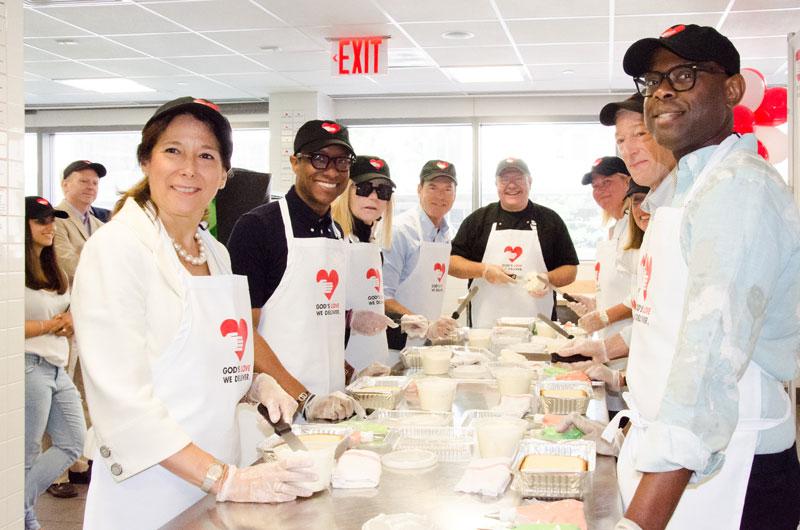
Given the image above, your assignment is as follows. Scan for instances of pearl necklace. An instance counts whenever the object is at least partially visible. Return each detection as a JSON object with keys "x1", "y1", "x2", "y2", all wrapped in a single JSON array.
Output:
[{"x1": 172, "y1": 230, "x2": 207, "y2": 266}]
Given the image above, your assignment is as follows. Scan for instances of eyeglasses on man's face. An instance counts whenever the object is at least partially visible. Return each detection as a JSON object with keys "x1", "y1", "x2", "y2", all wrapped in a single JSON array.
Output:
[
  {"x1": 296, "y1": 152, "x2": 355, "y2": 172},
  {"x1": 633, "y1": 63, "x2": 727, "y2": 97}
]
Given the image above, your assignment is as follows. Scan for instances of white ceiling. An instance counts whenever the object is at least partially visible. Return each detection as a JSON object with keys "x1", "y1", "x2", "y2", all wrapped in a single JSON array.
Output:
[{"x1": 22, "y1": 0, "x2": 800, "y2": 107}]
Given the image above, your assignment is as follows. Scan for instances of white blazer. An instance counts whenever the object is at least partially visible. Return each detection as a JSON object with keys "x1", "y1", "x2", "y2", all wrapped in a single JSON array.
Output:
[{"x1": 72, "y1": 197, "x2": 230, "y2": 481}]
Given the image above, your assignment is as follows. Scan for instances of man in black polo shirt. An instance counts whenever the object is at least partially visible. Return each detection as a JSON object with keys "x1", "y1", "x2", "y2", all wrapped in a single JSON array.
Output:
[
  {"x1": 228, "y1": 120, "x2": 391, "y2": 422},
  {"x1": 449, "y1": 157, "x2": 578, "y2": 327}
]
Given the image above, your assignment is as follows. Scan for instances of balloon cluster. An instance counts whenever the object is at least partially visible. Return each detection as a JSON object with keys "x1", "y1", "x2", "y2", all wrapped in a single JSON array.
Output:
[{"x1": 733, "y1": 68, "x2": 787, "y2": 163}]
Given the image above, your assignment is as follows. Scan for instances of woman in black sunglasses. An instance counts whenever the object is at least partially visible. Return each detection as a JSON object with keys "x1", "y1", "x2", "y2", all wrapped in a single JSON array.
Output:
[{"x1": 332, "y1": 155, "x2": 396, "y2": 375}]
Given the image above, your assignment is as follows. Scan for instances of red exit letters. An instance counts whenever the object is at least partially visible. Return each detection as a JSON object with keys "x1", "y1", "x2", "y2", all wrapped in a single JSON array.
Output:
[{"x1": 333, "y1": 37, "x2": 387, "y2": 75}]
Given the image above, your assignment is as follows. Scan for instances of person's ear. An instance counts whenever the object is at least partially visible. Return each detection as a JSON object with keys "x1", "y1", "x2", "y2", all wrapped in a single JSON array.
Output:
[{"x1": 725, "y1": 73, "x2": 745, "y2": 108}]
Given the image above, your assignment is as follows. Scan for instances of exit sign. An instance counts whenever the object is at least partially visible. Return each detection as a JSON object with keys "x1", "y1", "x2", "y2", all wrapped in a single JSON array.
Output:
[{"x1": 331, "y1": 36, "x2": 388, "y2": 76}]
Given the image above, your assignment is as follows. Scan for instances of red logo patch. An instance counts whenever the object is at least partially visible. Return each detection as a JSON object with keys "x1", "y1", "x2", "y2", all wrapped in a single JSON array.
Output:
[
  {"x1": 36, "y1": 198, "x2": 50, "y2": 206},
  {"x1": 593, "y1": 157, "x2": 602, "y2": 167},
  {"x1": 435, "y1": 161, "x2": 449, "y2": 170},
  {"x1": 640, "y1": 254, "x2": 653, "y2": 301},
  {"x1": 321, "y1": 122, "x2": 341, "y2": 134},
  {"x1": 660, "y1": 24, "x2": 685, "y2": 39},
  {"x1": 366, "y1": 268, "x2": 381, "y2": 293},
  {"x1": 193, "y1": 98, "x2": 220, "y2": 111},
  {"x1": 594, "y1": 261, "x2": 601, "y2": 283},
  {"x1": 219, "y1": 318, "x2": 248, "y2": 361},
  {"x1": 433, "y1": 262, "x2": 446, "y2": 282},
  {"x1": 369, "y1": 158, "x2": 384, "y2": 170},
  {"x1": 316, "y1": 269, "x2": 339, "y2": 300},
  {"x1": 503, "y1": 245, "x2": 523, "y2": 263},
  {"x1": 505, "y1": 157, "x2": 516, "y2": 164}
]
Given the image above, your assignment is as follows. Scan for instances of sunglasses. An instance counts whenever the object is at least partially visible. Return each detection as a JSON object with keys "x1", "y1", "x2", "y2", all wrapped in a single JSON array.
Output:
[{"x1": 354, "y1": 181, "x2": 394, "y2": 201}]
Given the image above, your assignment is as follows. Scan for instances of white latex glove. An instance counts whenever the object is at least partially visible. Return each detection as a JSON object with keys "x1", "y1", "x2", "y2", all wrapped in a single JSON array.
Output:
[
  {"x1": 524, "y1": 273, "x2": 549, "y2": 298},
  {"x1": 482, "y1": 264, "x2": 514, "y2": 284},
  {"x1": 614, "y1": 518, "x2": 644, "y2": 530},
  {"x1": 351, "y1": 310, "x2": 398, "y2": 336},
  {"x1": 216, "y1": 456, "x2": 317, "y2": 503},
  {"x1": 357, "y1": 362, "x2": 392, "y2": 378},
  {"x1": 400, "y1": 314, "x2": 429, "y2": 338},
  {"x1": 247, "y1": 373, "x2": 298, "y2": 424},
  {"x1": 556, "y1": 412, "x2": 624, "y2": 457},
  {"x1": 425, "y1": 316, "x2": 458, "y2": 340},
  {"x1": 585, "y1": 364, "x2": 624, "y2": 392},
  {"x1": 304, "y1": 391, "x2": 365, "y2": 421},
  {"x1": 557, "y1": 338, "x2": 609, "y2": 363},
  {"x1": 578, "y1": 310, "x2": 608, "y2": 333}
]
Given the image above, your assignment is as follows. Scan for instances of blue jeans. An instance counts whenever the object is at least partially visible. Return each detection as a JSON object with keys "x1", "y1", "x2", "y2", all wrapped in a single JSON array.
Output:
[{"x1": 24, "y1": 354, "x2": 86, "y2": 530}]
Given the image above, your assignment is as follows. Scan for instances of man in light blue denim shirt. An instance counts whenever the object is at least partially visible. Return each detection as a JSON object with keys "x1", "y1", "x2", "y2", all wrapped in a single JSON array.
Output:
[{"x1": 613, "y1": 24, "x2": 800, "y2": 530}]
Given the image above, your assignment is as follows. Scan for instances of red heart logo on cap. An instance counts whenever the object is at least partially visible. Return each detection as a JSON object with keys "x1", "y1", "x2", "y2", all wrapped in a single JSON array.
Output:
[
  {"x1": 220, "y1": 318, "x2": 248, "y2": 361},
  {"x1": 593, "y1": 157, "x2": 602, "y2": 167},
  {"x1": 321, "y1": 122, "x2": 341, "y2": 134},
  {"x1": 505, "y1": 158, "x2": 516, "y2": 164},
  {"x1": 503, "y1": 245, "x2": 523, "y2": 263},
  {"x1": 316, "y1": 269, "x2": 339, "y2": 300},
  {"x1": 433, "y1": 262, "x2": 446, "y2": 282},
  {"x1": 193, "y1": 98, "x2": 220, "y2": 111},
  {"x1": 36, "y1": 198, "x2": 50, "y2": 206},
  {"x1": 366, "y1": 268, "x2": 381, "y2": 292},
  {"x1": 660, "y1": 24, "x2": 685, "y2": 38},
  {"x1": 436, "y1": 161, "x2": 449, "y2": 169},
  {"x1": 369, "y1": 158, "x2": 384, "y2": 170}
]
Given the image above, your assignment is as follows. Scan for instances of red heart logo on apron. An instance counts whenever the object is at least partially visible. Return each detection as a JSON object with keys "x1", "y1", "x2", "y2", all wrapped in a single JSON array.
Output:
[
  {"x1": 594, "y1": 261, "x2": 601, "y2": 282},
  {"x1": 503, "y1": 245, "x2": 522, "y2": 263},
  {"x1": 316, "y1": 269, "x2": 339, "y2": 300},
  {"x1": 321, "y1": 122, "x2": 341, "y2": 134},
  {"x1": 433, "y1": 262, "x2": 446, "y2": 282},
  {"x1": 640, "y1": 254, "x2": 653, "y2": 301},
  {"x1": 366, "y1": 268, "x2": 381, "y2": 292},
  {"x1": 219, "y1": 318, "x2": 248, "y2": 361},
  {"x1": 369, "y1": 158, "x2": 384, "y2": 169}
]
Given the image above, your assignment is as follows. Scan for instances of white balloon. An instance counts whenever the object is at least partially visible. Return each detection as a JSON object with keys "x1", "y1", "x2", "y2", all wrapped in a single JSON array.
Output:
[
  {"x1": 740, "y1": 69, "x2": 766, "y2": 111},
  {"x1": 754, "y1": 126, "x2": 788, "y2": 164}
]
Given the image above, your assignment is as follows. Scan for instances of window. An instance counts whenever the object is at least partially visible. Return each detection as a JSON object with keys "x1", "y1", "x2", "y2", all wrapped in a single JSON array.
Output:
[
  {"x1": 347, "y1": 124, "x2": 473, "y2": 232},
  {"x1": 25, "y1": 132, "x2": 38, "y2": 196},
  {"x1": 231, "y1": 129, "x2": 269, "y2": 173},
  {"x1": 480, "y1": 123, "x2": 615, "y2": 261}
]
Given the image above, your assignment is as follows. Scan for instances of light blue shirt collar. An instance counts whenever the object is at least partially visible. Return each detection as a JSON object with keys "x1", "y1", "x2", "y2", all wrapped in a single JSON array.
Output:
[{"x1": 416, "y1": 205, "x2": 449, "y2": 242}]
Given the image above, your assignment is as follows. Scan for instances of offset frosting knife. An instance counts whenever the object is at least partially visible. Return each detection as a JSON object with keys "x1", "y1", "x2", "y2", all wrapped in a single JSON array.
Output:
[
  {"x1": 535, "y1": 273, "x2": 579, "y2": 303},
  {"x1": 257, "y1": 403, "x2": 307, "y2": 452},
  {"x1": 451, "y1": 284, "x2": 479, "y2": 320}
]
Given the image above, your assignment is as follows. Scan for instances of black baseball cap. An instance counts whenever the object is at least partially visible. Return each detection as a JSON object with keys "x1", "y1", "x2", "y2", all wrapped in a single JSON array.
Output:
[
  {"x1": 144, "y1": 97, "x2": 233, "y2": 170},
  {"x1": 294, "y1": 120, "x2": 354, "y2": 156},
  {"x1": 26, "y1": 196, "x2": 68, "y2": 221},
  {"x1": 599, "y1": 93, "x2": 644, "y2": 126},
  {"x1": 350, "y1": 155, "x2": 395, "y2": 187},
  {"x1": 625, "y1": 180, "x2": 650, "y2": 198},
  {"x1": 420, "y1": 159, "x2": 457, "y2": 184},
  {"x1": 623, "y1": 24, "x2": 740, "y2": 77},
  {"x1": 582, "y1": 156, "x2": 630, "y2": 185},
  {"x1": 63, "y1": 160, "x2": 107, "y2": 179},
  {"x1": 495, "y1": 157, "x2": 531, "y2": 177}
]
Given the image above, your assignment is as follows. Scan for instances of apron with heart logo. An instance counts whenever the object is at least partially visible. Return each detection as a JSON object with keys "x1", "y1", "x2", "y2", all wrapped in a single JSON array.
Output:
[
  {"x1": 344, "y1": 238, "x2": 391, "y2": 371},
  {"x1": 393, "y1": 212, "x2": 451, "y2": 348},
  {"x1": 83, "y1": 242, "x2": 253, "y2": 530},
  {"x1": 470, "y1": 221, "x2": 553, "y2": 329},
  {"x1": 258, "y1": 198, "x2": 347, "y2": 396}
]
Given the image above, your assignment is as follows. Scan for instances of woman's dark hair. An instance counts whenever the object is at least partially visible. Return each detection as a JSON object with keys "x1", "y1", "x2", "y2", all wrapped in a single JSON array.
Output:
[{"x1": 25, "y1": 219, "x2": 67, "y2": 294}]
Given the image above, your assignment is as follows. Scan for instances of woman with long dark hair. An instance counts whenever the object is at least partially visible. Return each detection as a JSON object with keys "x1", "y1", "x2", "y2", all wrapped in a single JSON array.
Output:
[{"x1": 23, "y1": 196, "x2": 86, "y2": 530}]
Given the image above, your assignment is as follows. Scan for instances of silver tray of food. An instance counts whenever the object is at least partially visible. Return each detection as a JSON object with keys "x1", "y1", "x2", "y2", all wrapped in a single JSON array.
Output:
[
  {"x1": 346, "y1": 376, "x2": 410, "y2": 410},
  {"x1": 536, "y1": 380, "x2": 592, "y2": 415},
  {"x1": 511, "y1": 439, "x2": 596, "y2": 499},
  {"x1": 366, "y1": 408, "x2": 453, "y2": 428},
  {"x1": 392, "y1": 425, "x2": 475, "y2": 462}
]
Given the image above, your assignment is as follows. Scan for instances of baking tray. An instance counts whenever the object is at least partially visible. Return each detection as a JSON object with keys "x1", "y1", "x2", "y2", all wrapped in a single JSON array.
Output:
[
  {"x1": 392, "y1": 425, "x2": 475, "y2": 462},
  {"x1": 366, "y1": 408, "x2": 453, "y2": 428},
  {"x1": 511, "y1": 439, "x2": 596, "y2": 499},
  {"x1": 536, "y1": 380, "x2": 592, "y2": 415},
  {"x1": 346, "y1": 376, "x2": 410, "y2": 410}
]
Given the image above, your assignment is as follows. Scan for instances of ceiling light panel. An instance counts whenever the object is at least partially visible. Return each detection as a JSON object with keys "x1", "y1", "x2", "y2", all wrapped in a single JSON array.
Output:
[{"x1": 56, "y1": 77, "x2": 156, "y2": 93}]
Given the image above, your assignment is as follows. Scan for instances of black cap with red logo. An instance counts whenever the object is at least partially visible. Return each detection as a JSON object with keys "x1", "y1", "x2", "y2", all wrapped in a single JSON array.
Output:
[
  {"x1": 26, "y1": 196, "x2": 68, "y2": 221},
  {"x1": 582, "y1": 156, "x2": 630, "y2": 185},
  {"x1": 63, "y1": 160, "x2": 107, "y2": 179},
  {"x1": 623, "y1": 24, "x2": 740, "y2": 77},
  {"x1": 294, "y1": 120, "x2": 354, "y2": 156},
  {"x1": 350, "y1": 155, "x2": 395, "y2": 186},
  {"x1": 419, "y1": 159, "x2": 457, "y2": 184},
  {"x1": 599, "y1": 93, "x2": 644, "y2": 126}
]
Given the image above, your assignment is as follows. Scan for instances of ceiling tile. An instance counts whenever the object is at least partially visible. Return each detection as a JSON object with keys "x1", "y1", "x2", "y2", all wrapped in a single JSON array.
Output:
[
  {"x1": 24, "y1": 60, "x2": 114, "y2": 79},
  {"x1": 282, "y1": 69, "x2": 379, "y2": 88},
  {"x1": 376, "y1": 0, "x2": 497, "y2": 22},
  {"x1": 24, "y1": 44, "x2": 63, "y2": 62},
  {"x1": 721, "y1": 9, "x2": 800, "y2": 38},
  {"x1": 495, "y1": 0, "x2": 608, "y2": 19},
  {"x1": 615, "y1": 0, "x2": 728, "y2": 16},
  {"x1": 507, "y1": 18, "x2": 607, "y2": 44},
  {"x1": 37, "y1": 5, "x2": 185, "y2": 36},
  {"x1": 112, "y1": 33, "x2": 231, "y2": 57},
  {"x1": 144, "y1": 0, "x2": 284, "y2": 32},
  {"x1": 24, "y1": 9, "x2": 92, "y2": 38},
  {"x1": 378, "y1": 67, "x2": 450, "y2": 84},
  {"x1": 426, "y1": 46, "x2": 519, "y2": 66},
  {"x1": 125, "y1": 75, "x2": 257, "y2": 100},
  {"x1": 300, "y1": 24, "x2": 414, "y2": 49},
  {"x1": 530, "y1": 63, "x2": 607, "y2": 80},
  {"x1": 614, "y1": 14, "x2": 721, "y2": 41},
  {"x1": 23, "y1": 36, "x2": 145, "y2": 60},
  {"x1": 731, "y1": 36, "x2": 789, "y2": 59},
  {"x1": 733, "y1": 0, "x2": 800, "y2": 9},
  {"x1": 252, "y1": 0, "x2": 388, "y2": 26},
  {"x1": 402, "y1": 21, "x2": 509, "y2": 47},
  {"x1": 519, "y1": 43, "x2": 608, "y2": 64},
  {"x1": 81, "y1": 58, "x2": 190, "y2": 77},
  {"x1": 201, "y1": 28, "x2": 322, "y2": 55},
  {"x1": 209, "y1": 72, "x2": 303, "y2": 92},
  {"x1": 246, "y1": 51, "x2": 333, "y2": 72},
  {"x1": 165, "y1": 55, "x2": 268, "y2": 75}
]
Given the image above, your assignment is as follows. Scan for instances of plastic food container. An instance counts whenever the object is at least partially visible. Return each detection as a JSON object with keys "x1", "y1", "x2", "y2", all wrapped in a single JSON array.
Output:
[
  {"x1": 392, "y1": 425, "x2": 475, "y2": 462},
  {"x1": 536, "y1": 381, "x2": 592, "y2": 415},
  {"x1": 421, "y1": 346, "x2": 452, "y2": 375},
  {"x1": 494, "y1": 316, "x2": 537, "y2": 330},
  {"x1": 366, "y1": 409, "x2": 453, "y2": 429},
  {"x1": 474, "y1": 417, "x2": 529, "y2": 458},
  {"x1": 490, "y1": 326, "x2": 532, "y2": 354},
  {"x1": 460, "y1": 409, "x2": 532, "y2": 428},
  {"x1": 346, "y1": 376, "x2": 410, "y2": 410},
  {"x1": 416, "y1": 377, "x2": 458, "y2": 411},
  {"x1": 512, "y1": 439, "x2": 596, "y2": 499}
]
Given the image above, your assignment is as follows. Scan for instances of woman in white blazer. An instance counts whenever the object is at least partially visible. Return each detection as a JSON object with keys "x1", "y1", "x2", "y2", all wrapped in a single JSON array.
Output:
[{"x1": 72, "y1": 97, "x2": 316, "y2": 530}]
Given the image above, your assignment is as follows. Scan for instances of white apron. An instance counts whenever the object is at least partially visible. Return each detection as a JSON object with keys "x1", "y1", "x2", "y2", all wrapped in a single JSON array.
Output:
[
  {"x1": 470, "y1": 221, "x2": 553, "y2": 329},
  {"x1": 596, "y1": 215, "x2": 633, "y2": 340},
  {"x1": 344, "y1": 239, "x2": 391, "y2": 371},
  {"x1": 259, "y1": 198, "x2": 347, "y2": 396},
  {"x1": 393, "y1": 213, "x2": 451, "y2": 348},
  {"x1": 616, "y1": 135, "x2": 791, "y2": 529},
  {"x1": 84, "y1": 271, "x2": 254, "y2": 530}
]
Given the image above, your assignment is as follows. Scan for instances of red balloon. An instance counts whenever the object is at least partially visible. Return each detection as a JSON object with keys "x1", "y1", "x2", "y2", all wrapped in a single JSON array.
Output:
[
  {"x1": 732, "y1": 105, "x2": 755, "y2": 134},
  {"x1": 753, "y1": 87, "x2": 787, "y2": 127},
  {"x1": 757, "y1": 140, "x2": 769, "y2": 161}
]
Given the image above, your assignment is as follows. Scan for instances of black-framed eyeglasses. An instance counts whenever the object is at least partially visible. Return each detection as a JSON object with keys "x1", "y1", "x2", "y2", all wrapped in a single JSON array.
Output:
[
  {"x1": 633, "y1": 63, "x2": 726, "y2": 97},
  {"x1": 354, "y1": 181, "x2": 394, "y2": 201},
  {"x1": 296, "y1": 152, "x2": 355, "y2": 172}
]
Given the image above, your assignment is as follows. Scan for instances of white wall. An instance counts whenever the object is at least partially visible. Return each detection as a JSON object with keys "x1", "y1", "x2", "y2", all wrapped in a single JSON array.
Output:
[{"x1": 1, "y1": 1, "x2": 27, "y2": 527}]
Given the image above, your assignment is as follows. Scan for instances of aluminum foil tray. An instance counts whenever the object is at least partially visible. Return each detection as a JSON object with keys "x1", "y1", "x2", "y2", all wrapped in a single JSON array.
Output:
[
  {"x1": 512, "y1": 439, "x2": 596, "y2": 499},
  {"x1": 536, "y1": 380, "x2": 592, "y2": 415},
  {"x1": 346, "y1": 376, "x2": 410, "y2": 410}
]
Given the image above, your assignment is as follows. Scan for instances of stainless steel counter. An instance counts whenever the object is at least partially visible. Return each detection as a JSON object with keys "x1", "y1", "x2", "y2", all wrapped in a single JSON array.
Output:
[{"x1": 164, "y1": 381, "x2": 622, "y2": 530}]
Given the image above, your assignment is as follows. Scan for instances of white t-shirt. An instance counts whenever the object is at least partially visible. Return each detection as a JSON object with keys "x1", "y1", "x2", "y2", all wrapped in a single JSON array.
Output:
[{"x1": 25, "y1": 286, "x2": 70, "y2": 367}]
